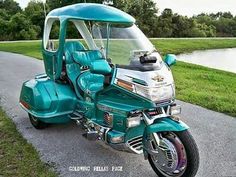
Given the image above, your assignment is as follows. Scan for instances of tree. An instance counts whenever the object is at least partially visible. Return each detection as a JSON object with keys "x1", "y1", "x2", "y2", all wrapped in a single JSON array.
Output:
[
  {"x1": 113, "y1": 0, "x2": 158, "y2": 37},
  {"x1": 8, "y1": 13, "x2": 40, "y2": 40},
  {"x1": 190, "y1": 22, "x2": 216, "y2": 37},
  {"x1": 24, "y1": 0, "x2": 49, "y2": 38},
  {"x1": 172, "y1": 15, "x2": 195, "y2": 37},
  {"x1": 154, "y1": 9, "x2": 174, "y2": 37},
  {"x1": 46, "y1": 0, "x2": 104, "y2": 10},
  {"x1": 222, "y1": 12, "x2": 233, "y2": 19},
  {"x1": 0, "y1": 9, "x2": 10, "y2": 20},
  {"x1": 0, "y1": 0, "x2": 21, "y2": 16},
  {"x1": 0, "y1": 18, "x2": 9, "y2": 40},
  {"x1": 1, "y1": 0, "x2": 235, "y2": 40}
]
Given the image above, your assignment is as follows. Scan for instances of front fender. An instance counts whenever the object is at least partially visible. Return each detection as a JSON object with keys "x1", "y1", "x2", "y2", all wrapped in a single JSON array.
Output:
[
  {"x1": 143, "y1": 117, "x2": 189, "y2": 159},
  {"x1": 145, "y1": 117, "x2": 189, "y2": 135}
]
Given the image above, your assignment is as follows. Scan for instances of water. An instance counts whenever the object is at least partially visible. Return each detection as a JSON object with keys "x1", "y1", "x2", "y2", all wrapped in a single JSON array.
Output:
[{"x1": 177, "y1": 48, "x2": 236, "y2": 74}]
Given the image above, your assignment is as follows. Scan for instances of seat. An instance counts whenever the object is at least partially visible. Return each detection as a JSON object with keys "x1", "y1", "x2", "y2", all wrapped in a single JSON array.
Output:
[
  {"x1": 64, "y1": 41, "x2": 86, "y2": 63},
  {"x1": 77, "y1": 71, "x2": 105, "y2": 99},
  {"x1": 72, "y1": 50, "x2": 103, "y2": 65},
  {"x1": 64, "y1": 41, "x2": 106, "y2": 99},
  {"x1": 64, "y1": 41, "x2": 86, "y2": 99}
]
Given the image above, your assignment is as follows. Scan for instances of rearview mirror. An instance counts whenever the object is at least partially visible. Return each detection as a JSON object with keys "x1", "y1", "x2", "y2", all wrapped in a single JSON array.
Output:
[{"x1": 164, "y1": 54, "x2": 176, "y2": 67}]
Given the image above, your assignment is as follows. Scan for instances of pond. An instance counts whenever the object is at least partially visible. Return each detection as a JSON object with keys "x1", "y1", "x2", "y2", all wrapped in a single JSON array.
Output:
[{"x1": 177, "y1": 48, "x2": 236, "y2": 74}]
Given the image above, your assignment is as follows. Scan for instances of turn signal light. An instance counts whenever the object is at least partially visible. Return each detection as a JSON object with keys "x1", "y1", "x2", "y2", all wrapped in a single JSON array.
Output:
[
  {"x1": 110, "y1": 136, "x2": 124, "y2": 143},
  {"x1": 117, "y1": 79, "x2": 133, "y2": 91},
  {"x1": 170, "y1": 104, "x2": 181, "y2": 115}
]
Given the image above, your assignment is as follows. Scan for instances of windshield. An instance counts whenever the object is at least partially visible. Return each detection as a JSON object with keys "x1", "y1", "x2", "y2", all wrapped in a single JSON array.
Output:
[{"x1": 91, "y1": 23, "x2": 155, "y2": 65}]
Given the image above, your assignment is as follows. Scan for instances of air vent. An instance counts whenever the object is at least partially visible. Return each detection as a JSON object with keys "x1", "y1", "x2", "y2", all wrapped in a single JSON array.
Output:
[{"x1": 127, "y1": 136, "x2": 143, "y2": 154}]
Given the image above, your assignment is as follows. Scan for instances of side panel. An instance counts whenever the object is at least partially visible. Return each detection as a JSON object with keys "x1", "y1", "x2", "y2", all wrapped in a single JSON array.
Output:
[
  {"x1": 96, "y1": 84, "x2": 154, "y2": 141},
  {"x1": 19, "y1": 77, "x2": 77, "y2": 123}
]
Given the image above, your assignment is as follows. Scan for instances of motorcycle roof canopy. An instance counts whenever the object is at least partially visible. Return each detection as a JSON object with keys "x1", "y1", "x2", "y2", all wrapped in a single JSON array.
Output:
[{"x1": 47, "y1": 3, "x2": 135, "y2": 24}]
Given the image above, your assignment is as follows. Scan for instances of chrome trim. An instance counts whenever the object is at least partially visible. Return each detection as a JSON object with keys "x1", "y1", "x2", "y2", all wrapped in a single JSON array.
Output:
[
  {"x1": 142, "y1": 107, "x2": 167, "y2": 125},
  {"x1": 126, "y1": 136, "x2": 143, "y2": 154},
  {"x1": 109, "y1": 143, "x2": 134, "y2": 153},
  {"x1": 78, "y1": 119, "x2": 111, "y2": 143}
]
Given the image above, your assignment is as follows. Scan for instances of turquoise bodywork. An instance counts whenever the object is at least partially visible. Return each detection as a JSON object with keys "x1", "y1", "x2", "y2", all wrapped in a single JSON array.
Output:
[
  {"x1": 144, "y1": 118, "x2": 189, "y2": 135},
  {"x1": 90, "y1": 60, "x2": 112, "y2": 75},
  {"x1": 20, "y1": 3, "x2": 191, "y2": 153},
  {"x1": 20, "y1": 75, "x2": 77, "y2": 123},
  {"x1": 48, "y1": 3, "x2": 135, "y2": 24}
]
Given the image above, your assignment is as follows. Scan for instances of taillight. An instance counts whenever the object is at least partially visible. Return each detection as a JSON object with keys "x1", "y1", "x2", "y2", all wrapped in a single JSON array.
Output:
[{"x1": 20, "y1": 100, "x2": 30, "y2": 109}]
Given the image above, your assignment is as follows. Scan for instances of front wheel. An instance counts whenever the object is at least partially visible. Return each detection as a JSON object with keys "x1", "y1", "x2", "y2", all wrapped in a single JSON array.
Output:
[{"x1": 148, "y1": 130, "x2": 199, "y2": 177}]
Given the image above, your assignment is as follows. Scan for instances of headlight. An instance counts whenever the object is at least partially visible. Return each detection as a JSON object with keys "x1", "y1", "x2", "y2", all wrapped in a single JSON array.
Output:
[
  {"x1": 135, "y1": 84, "x2": 174, "y2": 102},
  {"x1": 115, "y1": 79, "x2": 175, "y2": 103},
  {"x1": 170, "y1": 104, "x2": 181, "y2": 115},
  {"x1": 126, "y1": 115, "x2": 141, "y2": 128}
]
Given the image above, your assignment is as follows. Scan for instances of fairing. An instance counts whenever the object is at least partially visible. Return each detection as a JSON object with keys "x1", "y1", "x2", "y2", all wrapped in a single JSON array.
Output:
[{"x1": 115, "y1": 65, "x2": 175, "y2": 104}]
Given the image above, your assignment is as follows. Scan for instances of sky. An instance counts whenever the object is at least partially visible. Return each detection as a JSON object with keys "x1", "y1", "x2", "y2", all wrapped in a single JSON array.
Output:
[{"x1": 16, "y1": 0, "x2": 236, "y2": 17}]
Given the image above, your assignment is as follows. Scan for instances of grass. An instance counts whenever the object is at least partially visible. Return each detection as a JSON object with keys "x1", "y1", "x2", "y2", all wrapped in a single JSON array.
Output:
[
  {"x1": 0, "y1": 42, "x2": 42, "y2": 59},
  {"x1": 172, "y1": 62, "x2": 236, "y2": 117},
  {"x1": 0, "y1": 38, "x2": 236, "y2": 117},
  {"x1": 1, "y1": 38, "x2": 236, "y2": 59},
  {"x1": 151, "y1": 38, "x2": 236, "y2": 55},
  {"x1": 0, "y1": 107, "x2": 57, "y2": 177}
]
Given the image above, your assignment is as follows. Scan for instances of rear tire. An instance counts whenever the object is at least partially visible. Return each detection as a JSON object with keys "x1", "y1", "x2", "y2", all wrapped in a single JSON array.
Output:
[
  {"x1": 148, "y1": 130, "x2": 199, "y2": 177},
  {"x1": 28, "y1": 113, "x2": 49, "y2": 129}
]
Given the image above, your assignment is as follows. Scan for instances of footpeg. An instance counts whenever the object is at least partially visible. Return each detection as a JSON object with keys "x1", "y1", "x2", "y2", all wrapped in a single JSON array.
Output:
[{"x1": 82, "y1": 131, "x2": 100, "y2": 141}]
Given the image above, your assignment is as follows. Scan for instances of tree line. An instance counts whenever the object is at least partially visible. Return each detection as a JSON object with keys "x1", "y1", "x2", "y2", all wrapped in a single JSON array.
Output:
[{"x1": 0, "y1": 0, "x2": 236, "y2": 40}]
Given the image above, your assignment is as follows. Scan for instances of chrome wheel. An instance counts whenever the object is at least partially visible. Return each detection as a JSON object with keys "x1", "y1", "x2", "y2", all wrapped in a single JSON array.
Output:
[{"x1": 150, "y1": 132, "x2": 187, "y2": 176}]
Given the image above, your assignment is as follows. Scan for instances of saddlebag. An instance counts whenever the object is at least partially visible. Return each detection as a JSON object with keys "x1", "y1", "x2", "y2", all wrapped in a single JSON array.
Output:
[{"x1": 19, "y1": 75, "x2": 77, "y2": 123}]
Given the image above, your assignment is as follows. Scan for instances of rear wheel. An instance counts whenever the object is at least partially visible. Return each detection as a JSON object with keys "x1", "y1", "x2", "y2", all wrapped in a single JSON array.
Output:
[
  {"x1": 28, "y1": 113, "x2": 49, "y2": 129},
  {"x1": 148, "y1": 130, "x2": 199, "y2": 177}
]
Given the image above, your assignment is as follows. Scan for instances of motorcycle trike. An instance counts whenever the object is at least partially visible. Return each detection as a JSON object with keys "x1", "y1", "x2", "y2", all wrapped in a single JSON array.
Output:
[{"x1": 20, "y1": 3, "x2": 199, "y2": 177}]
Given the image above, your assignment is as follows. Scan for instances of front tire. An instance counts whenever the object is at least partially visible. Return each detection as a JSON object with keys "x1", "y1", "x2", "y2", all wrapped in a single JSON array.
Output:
[
  {"x1": 28, "y1": 113, "x2": 49, "y2": 129},
  {"x1": 148, "y1": 130, "x2": 199, "y2": 177}
]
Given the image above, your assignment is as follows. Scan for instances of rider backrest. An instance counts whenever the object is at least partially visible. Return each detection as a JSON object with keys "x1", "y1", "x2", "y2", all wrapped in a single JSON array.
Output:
[
  {"x1": 72, "y1": 50, "x2": 103, "y2": 66},
  {"x1": 64, "y1": 41, "x2": 86, "y2": 99},
  {"x1": 64, "y1": 41, "x2": 86, "y2": 64}
]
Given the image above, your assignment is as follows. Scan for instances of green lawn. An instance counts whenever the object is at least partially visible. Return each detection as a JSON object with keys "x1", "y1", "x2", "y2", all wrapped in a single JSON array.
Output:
[
  {"x1": 151, "y1": 38, "x2": 236, "y2": 55},
  {"x1": 1, "y1": 38, "x2": 236, "y2": 59},
  {"x1": 0, "y1": 107, "x2": 57, "y2": 177},
  {"x1": 173, "y1": 62, "x2": 236, "y2": 117},
  {"x1": 0, "y1": 39, "x2": 236, "y2": 117},
  {"x1": 0, "y1": 42, "x2": 42, "y2": 59}
]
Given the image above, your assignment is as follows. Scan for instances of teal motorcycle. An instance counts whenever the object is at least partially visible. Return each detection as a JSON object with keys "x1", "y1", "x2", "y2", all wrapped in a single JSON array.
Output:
[{"x1": 19, "y1": 3, "x2": 199, "y2": 177}]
